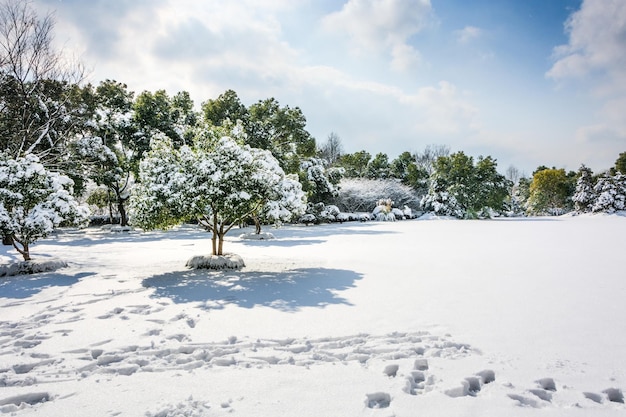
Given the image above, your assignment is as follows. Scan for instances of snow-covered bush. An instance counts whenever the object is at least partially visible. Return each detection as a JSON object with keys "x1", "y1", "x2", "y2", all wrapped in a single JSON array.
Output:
[
  {"x1": 0, "y1": 152, "x2": 89, "y2": 261},
  {"x1": 592, "y1": 173, "x2": 625, "y2": 213},
  {"x1": 300, "y1": 158, "x2": 343, "y2": 204},
  {"x1": 421, "y1": 191, "x2": 464, "y2": 218},
  {"x1": 372, "y1": 199, "x2": 396, "y2": 221},
  {"x1": 335, "y1": 178, "x2": 419, "y2": 213}
]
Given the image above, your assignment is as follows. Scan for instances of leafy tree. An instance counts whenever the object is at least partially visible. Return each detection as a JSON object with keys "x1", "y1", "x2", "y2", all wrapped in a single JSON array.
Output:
[
  {"x1": 526, "y1": 168, "x2": 572, "y2": 215},
  {"x1": 390, "y1": 151, "x2": 429, "y2": 194},
  {"x1": 572, "y1": 164, "x2": 596, "y2": 213},
  {"x1": 0, "y1": 0, "x2": 86, "y2": 164},
  {"x1": 422, "y1": 152, "x2": 509, "y2": 218},
  {"x1": 133, "y1": 89, "x2": 197, "y2": 156},
  {"x1": 339, "y1": 150, "x2": 371, "y2": 178},
  {"x1": 0, "y1": 152, "x2": 89, "y2": 260},
  {"x1": 70, "y1": 80, "x2": 137, "y2": 226},
  {"x1": 366, "y1": 152, "x2": 391, "y2": 179},
  {"x1": 247, "y1": 98, "x2": 316, "y2": 174},
  {"x1": 201, "y1": 89, "x2": 249, "y2": 128},
  {"x1": 130, "y1": 123, "x2": 305, "y2": 256}
]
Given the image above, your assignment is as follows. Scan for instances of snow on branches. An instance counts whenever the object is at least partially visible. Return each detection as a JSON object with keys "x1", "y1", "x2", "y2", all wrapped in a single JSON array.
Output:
[
  {"x1": 0, "y1": 152, "x2": 89, "y2": 260},
  {"x1": 130, "y1": 125, "x2": 306, "y2": 257}
]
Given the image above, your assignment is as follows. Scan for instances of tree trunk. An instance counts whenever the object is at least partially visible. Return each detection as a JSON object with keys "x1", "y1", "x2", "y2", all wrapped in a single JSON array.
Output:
[
  {"x1": 211, "y1": 213, "x2": 218, "y2": 255},
  {"x1": 253, "y1": 215, "x2": 261, "y2": 234},
  {"x1": 11, "y1": 236, "x2": 30, "y2": 261},
  {"x1": 107, "y1": 189, "x2": 114, "y2": 224},
  {"x1": 118, "y1": 197, "x2": 128, "y2": 226},
  {"x1": 217, "y1": 223, "x2": 225, "y2": 255}
]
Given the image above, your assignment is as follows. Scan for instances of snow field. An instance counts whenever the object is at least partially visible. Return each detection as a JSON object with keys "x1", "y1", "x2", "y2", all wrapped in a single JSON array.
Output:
[{"x1": 0, "y1": 215, "x2": 625, "y2": 416}]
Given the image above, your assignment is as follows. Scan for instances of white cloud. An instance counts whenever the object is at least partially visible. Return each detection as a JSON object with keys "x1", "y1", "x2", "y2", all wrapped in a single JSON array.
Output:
[
  {"x1": 455, "y1": 26, "x2": 482, "y2": 44},
  {"x1": 321, "y1": 0, "x2": 433, "y2": 71},
  {"x1": 547, "y1": 0, "x2": 626, "y2": 92}
]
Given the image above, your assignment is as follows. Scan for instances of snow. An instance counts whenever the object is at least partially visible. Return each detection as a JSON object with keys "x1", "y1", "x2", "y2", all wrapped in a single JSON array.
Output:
[{"x1": 0, "y1": 215, "x2": 625, "y2": 416}]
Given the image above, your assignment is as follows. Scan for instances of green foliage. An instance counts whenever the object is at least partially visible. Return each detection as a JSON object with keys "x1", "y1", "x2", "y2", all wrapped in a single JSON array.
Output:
[
  {"x1": 613, "y1": 151, "x2": 626, "y2": 175},
  {"x1": 366, "y1": 153, "x2": 390, "y2": 179},
  {"x1": 339, "y1": 150, "x2": 371, "y2": 178},
  {"x1": 423, "y1": 152, "x2": 509, "y2": 218},
  {"x1": 527, "y1": 168, "x2": 573, "y2": 215}
]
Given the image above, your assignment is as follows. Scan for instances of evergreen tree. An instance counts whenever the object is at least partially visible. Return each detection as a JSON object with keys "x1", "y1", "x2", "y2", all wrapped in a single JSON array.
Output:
[
  {"x1": 572, "y1": 164, "x2": 596, "y2": 213},
  {"x1": 592, "y1": 173, "x2": 626, "y2": 213}
]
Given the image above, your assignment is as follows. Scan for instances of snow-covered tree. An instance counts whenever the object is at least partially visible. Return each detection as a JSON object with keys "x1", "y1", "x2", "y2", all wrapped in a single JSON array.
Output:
[
  {"x1": 300, "y1": 157, "x2": 343, "y2": 204},
  {"x1": 0, "y1": 152, "x2": 89, "y2": 260},
  {"x1": 592, "y1": 173, "x2": 626, "y2": 213},
  {"x1": 70, "y1": 80, "x2": 137, "y2": 226},
  {"x1": 572, "y1": 164, "x2": 596, "y2": 213},
  {"x1": 130, "y1": 124, "x2": 305, "y2": 260}
]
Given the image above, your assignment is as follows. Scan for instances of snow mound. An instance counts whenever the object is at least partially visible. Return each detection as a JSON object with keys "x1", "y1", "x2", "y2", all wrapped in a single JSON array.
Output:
[
  {"x1": 239, "y1": 232, "x2": 275, "y2": 240},
  {"x1": 185, "y1": 253, "x2": 245, "y2": 270},
  {"x1": 0, "y1": 258, "x2": 67, "y2": 277}
]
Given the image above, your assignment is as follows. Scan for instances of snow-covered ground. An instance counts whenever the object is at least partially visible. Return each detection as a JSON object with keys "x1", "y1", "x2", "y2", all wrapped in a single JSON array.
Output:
[{"x1": 1, "y1": 214, "x2": 625, "y2": 416}]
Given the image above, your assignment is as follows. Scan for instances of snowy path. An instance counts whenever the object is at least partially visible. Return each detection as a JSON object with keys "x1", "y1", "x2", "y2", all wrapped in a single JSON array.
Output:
[{"x1": 0, "y1": 216, "x2": 625, "y2": 416}]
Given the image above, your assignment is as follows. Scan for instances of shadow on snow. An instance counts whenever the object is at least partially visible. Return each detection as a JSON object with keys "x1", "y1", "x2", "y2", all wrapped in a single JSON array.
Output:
[
  {"x1": 0, "y1": 271, "x2": 95, "y2": 299},
  {"x1": 142, "y1": 268, "x2": 362, "y2": 312}
]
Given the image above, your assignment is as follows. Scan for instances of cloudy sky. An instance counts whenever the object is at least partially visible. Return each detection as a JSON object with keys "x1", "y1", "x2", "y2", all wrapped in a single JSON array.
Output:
[{"x1": 36, "y1": 0, "x2": 626, "y2": 175}]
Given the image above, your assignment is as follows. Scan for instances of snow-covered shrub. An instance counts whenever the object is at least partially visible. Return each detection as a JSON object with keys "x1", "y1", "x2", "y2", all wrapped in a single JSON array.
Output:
[
  {"x1": 0, "y1": 258, "x2": 68, "y2": 277},
  {"x1": 421, "y1": 191, "x2": 464, "y2": 218},
  {"x1": 372, "y1": 200, "x2": 396, "y2": 221},
  {"x1": 0, "y1": 152, "x2": 89, "y2": 261},
  {"x1": 335, "y1": 178, "x2": 419, "y2": 213},
  {"x1": 319, "y1": 204, "x2": 340, "y2": 222},
  {"x1": 300, "y1": 158, "x2": 343, "y2": 203},
  {"x1": 185, "y1": 253, "x2": 245, "y2": 270},
  {"x1": 298, "y1": 213, "x2": 317, "y2": 224},
  {"x1": 592, "y1": 173, "x2": 625, "y2": 213}
]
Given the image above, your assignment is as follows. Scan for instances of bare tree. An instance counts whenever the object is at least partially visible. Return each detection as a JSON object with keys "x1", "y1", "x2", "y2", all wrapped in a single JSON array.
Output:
[
  {"x1": 0, "y1": 0, "x2": 85, "y2": 164},
  {"x1": 505, "y1": 165, "x2": 520, "y2": 185},
  {"x1": 318, "y1": 132, "x2": 343, "y2": 165},
  {"x1": 413, "y1": 144, "x2": 449, "y2": 176}
]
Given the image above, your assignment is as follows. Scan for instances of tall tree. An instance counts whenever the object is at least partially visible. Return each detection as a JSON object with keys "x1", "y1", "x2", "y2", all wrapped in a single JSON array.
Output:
[
  {"x1": 366, "y1": 152, "x2": 391, "y2": 179},
  {"x1": 201, "y1": 89, "x2": 249, "y2": 128},
  {"x1": 71, "y1": 80, "x2": 137, "y2": 226},
  {"x1": 247, "y1": 98, "x2": 316, "y2": 174}
]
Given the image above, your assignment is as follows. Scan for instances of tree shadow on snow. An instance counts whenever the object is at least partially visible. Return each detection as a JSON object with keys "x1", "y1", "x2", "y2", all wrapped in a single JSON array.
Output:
[
  {"x1": 0, "y1": 271, "x2": 94, "y2": 299},
  {"x1": 142, "y1": 268, "x2": 362, "y2": 312}
]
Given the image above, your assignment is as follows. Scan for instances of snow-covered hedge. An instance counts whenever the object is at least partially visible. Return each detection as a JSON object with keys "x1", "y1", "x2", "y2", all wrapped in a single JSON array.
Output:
[{"x1": 335, "y1": 178, "x2": 420, "y2": 213}]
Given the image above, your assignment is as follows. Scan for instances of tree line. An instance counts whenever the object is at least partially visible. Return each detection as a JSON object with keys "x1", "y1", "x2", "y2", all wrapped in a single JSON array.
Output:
[{"x1": 1, "y1": 0, "x2": 625, "y2": 262}]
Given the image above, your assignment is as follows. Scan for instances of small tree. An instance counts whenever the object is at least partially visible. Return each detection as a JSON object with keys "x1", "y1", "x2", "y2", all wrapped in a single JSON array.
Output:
[
  {"x1": 0, "y1": 152, "x2": 89, "y2": 260},
  {"x1": 131, "y1": 124, "x2": 304, "y2": 259}
]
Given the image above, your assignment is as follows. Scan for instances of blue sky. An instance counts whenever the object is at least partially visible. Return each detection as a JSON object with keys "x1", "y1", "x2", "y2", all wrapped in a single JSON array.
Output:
[{"x1": 37, "y1": 0, "x2": 625, "y2": 175}]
